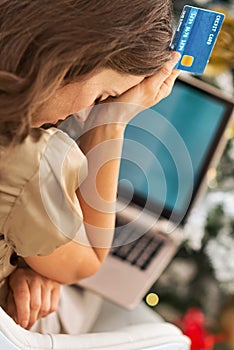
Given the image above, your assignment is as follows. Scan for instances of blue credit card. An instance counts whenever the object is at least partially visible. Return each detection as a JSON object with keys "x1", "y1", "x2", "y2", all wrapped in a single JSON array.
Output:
[{"x1": 170, "y1": 6, "x2": 225, "y2": 74}]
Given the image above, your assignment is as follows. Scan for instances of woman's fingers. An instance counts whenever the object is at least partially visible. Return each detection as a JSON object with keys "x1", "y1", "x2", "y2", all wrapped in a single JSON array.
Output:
[
  {"x1": 26, "y1": 279, "x2": 60, "y2": 328},
  {"x1": 8, "y1": 272, "x2": 31, "y2": 328},
  {"x1": 86, "y1": 52, "x2": 181, "y2": 128},
  {"x1": 6, "y1": 290, "x2": 18, "y2": 323},
  {"x1": 153, "y1": 69, "x2": 181, "y2": 104},
  {"x1": 112, "y1": 51, "x2": 181, "y2": 110},
  {"x1": 50, "y1": 284, "x2": 61, "y2": 314},
  {"x1": 149, "y1": 52, "x2": 181, "y2": 90},
  {"x1": 7, "y1": 268, "x2": 61, "y2": 329},
  {"x1": 137, "y1": 52, "x2": 181, "y2": 106},
  {"x1": 27, "y1": 279, "x2": 42, "y2": 329}
]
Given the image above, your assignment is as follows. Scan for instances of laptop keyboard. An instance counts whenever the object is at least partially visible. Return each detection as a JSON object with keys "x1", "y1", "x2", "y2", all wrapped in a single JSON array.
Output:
[{"x1": 110, "y1": 218, "x2": 165, "y2": 270}]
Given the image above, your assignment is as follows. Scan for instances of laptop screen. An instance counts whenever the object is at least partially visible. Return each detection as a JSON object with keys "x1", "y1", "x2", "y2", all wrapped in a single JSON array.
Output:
[{"x1": 118, "y1": 77, "x2": 233, "y2": 223}]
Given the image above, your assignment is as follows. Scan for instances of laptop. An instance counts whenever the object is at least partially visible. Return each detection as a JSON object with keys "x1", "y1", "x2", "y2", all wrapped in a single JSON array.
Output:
[{"x1": 61, "y1": 75, "x2": 234, "y2": 309}]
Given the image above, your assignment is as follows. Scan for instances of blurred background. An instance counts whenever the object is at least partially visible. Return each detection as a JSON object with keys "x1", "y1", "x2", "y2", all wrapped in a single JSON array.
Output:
[{"x1": 144, "y1": 1, "x2": 234, "y2": 349}]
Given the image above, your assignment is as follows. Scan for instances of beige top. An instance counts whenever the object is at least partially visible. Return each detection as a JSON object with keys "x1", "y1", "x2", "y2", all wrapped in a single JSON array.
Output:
[{"x1": 0, "y1": 127, "x2": 88, "y2": 281}]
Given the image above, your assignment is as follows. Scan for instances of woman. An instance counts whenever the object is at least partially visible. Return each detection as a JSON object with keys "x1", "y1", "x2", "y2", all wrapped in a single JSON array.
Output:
[{"x1": 0, "y1": 0, "x2": 180, "y2": 333}]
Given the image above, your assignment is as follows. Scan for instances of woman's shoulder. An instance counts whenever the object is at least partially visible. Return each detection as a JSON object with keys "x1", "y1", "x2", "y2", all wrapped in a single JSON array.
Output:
[
  {"x1": 1, "y1": 127, "x2": 83, "y2": 188},
  {"x1": 0, "y1": 127, "x2": 87, "y2": 257}
]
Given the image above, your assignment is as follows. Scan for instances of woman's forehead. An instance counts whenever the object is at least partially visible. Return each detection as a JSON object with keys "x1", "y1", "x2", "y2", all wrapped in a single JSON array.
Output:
[{"x1": 78, "y1": 68, "x2": 145, "y2": 93}]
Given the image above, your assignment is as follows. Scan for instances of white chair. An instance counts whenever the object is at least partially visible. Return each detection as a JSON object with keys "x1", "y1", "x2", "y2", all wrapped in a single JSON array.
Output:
[{"x1": 0, "y1": 306, "x2": 190, "y2": 350}]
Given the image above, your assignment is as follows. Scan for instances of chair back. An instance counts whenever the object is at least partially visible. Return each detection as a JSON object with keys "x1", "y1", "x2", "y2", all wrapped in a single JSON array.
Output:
[{"x1": 0, "y1": 307, "x2": 191, "y2": 350}]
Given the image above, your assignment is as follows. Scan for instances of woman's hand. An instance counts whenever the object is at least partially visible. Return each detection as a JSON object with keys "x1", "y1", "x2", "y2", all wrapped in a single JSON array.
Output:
[
  {"x1": 83, "y1": 52, "x2": 181, "y2": 130},
  {"x1": 112, "y1": 52, "x2": 181, "y2": 107},
  {"x1": 114, "y1": 52, "x2": 181, "y2": 109},
  {"x1": 6, "y1": 268, "x2": 60, "y2": 330}
]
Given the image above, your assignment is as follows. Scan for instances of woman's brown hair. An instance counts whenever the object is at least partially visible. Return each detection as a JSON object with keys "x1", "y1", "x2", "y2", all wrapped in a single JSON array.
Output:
[{"x1": 0, "y1": 0, "x2": 173, "y2": 146}]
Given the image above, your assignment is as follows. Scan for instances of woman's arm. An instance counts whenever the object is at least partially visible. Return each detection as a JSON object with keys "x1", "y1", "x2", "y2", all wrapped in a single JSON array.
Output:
[{"x1": 25, "y1": 123, "x2": 125, "y2": 284}]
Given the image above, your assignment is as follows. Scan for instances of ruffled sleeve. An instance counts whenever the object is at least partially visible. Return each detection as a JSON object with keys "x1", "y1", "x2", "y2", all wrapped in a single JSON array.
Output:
[{"x1": 0, "y1": 128, "x2": 88, "y2": 257}]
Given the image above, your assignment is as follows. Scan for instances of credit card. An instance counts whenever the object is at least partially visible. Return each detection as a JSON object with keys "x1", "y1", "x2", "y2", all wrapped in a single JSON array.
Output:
[{"x1": 170, "y1": 6, "x2": 225, "y2": 74}]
